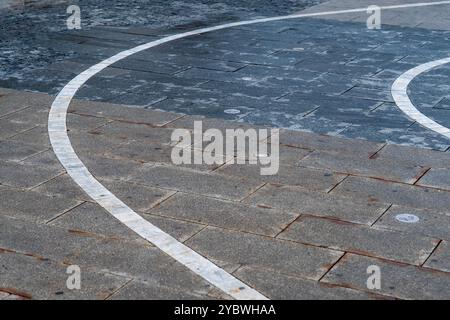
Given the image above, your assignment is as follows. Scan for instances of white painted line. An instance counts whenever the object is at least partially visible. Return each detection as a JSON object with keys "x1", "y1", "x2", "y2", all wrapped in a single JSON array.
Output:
[
  {"x1": 49, "y1": 0, "x2": 450, "y2": 300},
  {"x1": 392, "y1": 57, "x2": 450, "y2": 139}
]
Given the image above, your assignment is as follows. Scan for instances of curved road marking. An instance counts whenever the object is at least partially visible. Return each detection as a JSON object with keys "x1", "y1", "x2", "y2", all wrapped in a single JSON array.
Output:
[
  {"x1": 392, "y1": 57, "x2": 450, "y2": 139},
  {"x1": 49, "y1": 0, "x2": 450, "y2": 300}
]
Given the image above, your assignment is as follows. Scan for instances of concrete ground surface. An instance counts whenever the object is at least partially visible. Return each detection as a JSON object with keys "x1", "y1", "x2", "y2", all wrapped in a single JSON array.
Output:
[{"x1": 1, "y1": 0, "x2": 450, "y2": 300}]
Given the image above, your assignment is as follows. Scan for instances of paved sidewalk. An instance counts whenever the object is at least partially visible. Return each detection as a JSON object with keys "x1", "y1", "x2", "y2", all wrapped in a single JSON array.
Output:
[
  {"x1": 1, "y1": 0, "x2": 450, "y2": 300},
  {"x1": 1, "y1": 88, "x2": 450, "y2": 299}
]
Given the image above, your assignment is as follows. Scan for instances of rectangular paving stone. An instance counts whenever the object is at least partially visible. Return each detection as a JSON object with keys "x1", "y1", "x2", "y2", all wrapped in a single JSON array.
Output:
[
  {"x1": 0, "y1": 140, "x2": 46, "y2": 161},
  {"x1": 424, "y1": 241, "x2": 450, "y2": 273},
  {"x1": 278, "y1": 129, "x2": 383, "y2": 156},
  {"x1": 417, "y1": 168, "x2": 450, "y2": 190},
  {"x1": 48, "y1": 196, "x2": 202, "y2": 244},
  {"x1": 128, "y1": 164, "x2": 264, "y2": 201},
  {"x1": 69, "y1": 130, "x2": 127, "y2": 156},
  {"x1": 0, "y1": 188, "x2": 81, "y2": 224},
  {"x1": 49, "y1": 202, "x2": 142, "y2": 242},
  {"x1": 186, "y1": 226, "x2": 343, "y2": 280},
  {"x1": 150, "y1": 192, "x2": 297, "y2": 237},
  {"x1": 22, "y1": 149, "x2": 63, "y2": 169},
  {"x1": 235, "y1": 267, "x2": 386, "y2": 300},
  {"x1": 0, "y1": 160, "x2": 61, "y2": 189},
  {"x1": 377, "y1": 144, "x2": 450, "y2": 169},
  {"x1": 3, "y1": 103, "x2": 51, "y2": 127},
  {"x1": 375, "y1": 205, "x2": 450, "y2": 241},
  {"x1": 77, "y1": 238, "x2": 214, "y2": 295},
  {"x1": 142, "y1": 214, "x2": 205, "y2": 243},
  {"x1": 278, "y1": 216, "x2": 438, "y2": 265},
  {"x1": 332, "y1": 176, "x2": 450, "y2": 211},
  {"x1": 299, "y1": 149, "x2": 427, "y2": 184},
  {"x1": 245, "y1": 184, "x2": 388, "y2": 225},
  {"x1": 69, "y1": 100, "x2": 182, "y2": 126},
  {"x1": 0, "y1": 251, "x2": 129, "y2": 300},
  {"x1": 0, "y1": 92, "x2": 53, "y2": 117},
  {"x1": 322, "y1": 253, "x2": 450, "y2": 300},
  {"x1": 342, "y1": 86, "x2": 394, "y2": 102},
  {"x1": 0, "y1": 215, "x2": 96, "y2": 263},
  {"x1": 217, "y1": 163, "x2": 346, "y2": 192}
]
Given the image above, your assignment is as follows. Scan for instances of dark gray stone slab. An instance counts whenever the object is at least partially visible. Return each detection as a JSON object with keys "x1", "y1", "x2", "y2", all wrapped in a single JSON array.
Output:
[
  {"x1": 109, "y1": 279, "x2": 210, "y2": 300},
  {"x1": 9, "y1": 125, "x2": 51, "y2": 148},
  {"x1": 376, "y1": 144, "x2": 450, "y2": 169},
  {"x1": 322, "y1": 253, "x2": 450, "y2": 300},
  {"x1": 0, "y1": 188, "x2": 81, "y2": 224},
  {"x1": 128, "y1": 164, "x2": 264, "y2": 201},
  {"x1": 81, "y1": 155, "x2": 144, "y2": 181},
  {"x1": 217, "y1": 163, "x2": 346, "y2": 192},
  {"x1": 69, "y1": 100, "x2": 182, "y2": 127},
  {"x1": 100, "y1": 179, "x2": 173, "y2": 213},
  {"x1": 34, "y1": 174, "x2": 91, "y2": 202},
  {"x1": 0, "y1": 215, "x2": 213, "y2": 295},
  {"x1": 278, "y1": 216, "x2": 439, "y2": 265},
  {"x1": 186, "y1": 226, "x2": 342, "y2": 280},
  {"x1": 141, "y1": 214, "x2": 205, "y2": 243},
  {"x1": 299, "y1": 149, "x2": 426, "y2": 184},
  {"x1": 0, "y1": 140, "x2": 46, "y2": 161},
  {"x1": 424, "y1": 241, "x2": 450, "y2": 273},
  {"x1": 0, "y1": 251, "x2": 128, "y2": 300},
  {"x1": 49, "y1": 202, "x2": 142, "y2": 242},
  {"x1": 375, "y1": 205, "x2": 450, "y2": 241},
  {"x1": 245, "y1": 184, "x2": 388, "y2": 225},
  {"x1": 417, "y1": 168, "x2": 450, "y2": 190},
  {"x1": 278, "y1": 129, "x2": 383, "y2": 156},
  {"x1": 150, "y1": 192, "x2": 297, "y2": 237},
  {"x1": 0, "y1": 160, "x2": 61, "y2": 189}
]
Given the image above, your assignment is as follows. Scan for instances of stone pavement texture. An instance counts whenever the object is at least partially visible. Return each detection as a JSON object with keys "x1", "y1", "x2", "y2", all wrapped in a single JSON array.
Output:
[
  {"x1": 1, "y1": 0, "x2": 450, "y2": 300},
  {"x1": 1, "y1": 88, "x2": 450, "y2": 300}
]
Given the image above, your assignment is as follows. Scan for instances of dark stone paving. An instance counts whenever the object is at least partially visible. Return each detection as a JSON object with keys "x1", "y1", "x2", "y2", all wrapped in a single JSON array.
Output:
[{"x1": 2, "y1": 1, "x2": 450, "y2": 300}]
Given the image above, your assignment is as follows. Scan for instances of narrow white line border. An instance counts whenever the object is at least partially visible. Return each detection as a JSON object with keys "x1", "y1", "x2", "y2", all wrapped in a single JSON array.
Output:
[
  {"x1": 392, "y1": 57, "x2": 450, "y2": 139},
  {"x1": 49, "y1": 0, "x2": 450, "y2": 300}
]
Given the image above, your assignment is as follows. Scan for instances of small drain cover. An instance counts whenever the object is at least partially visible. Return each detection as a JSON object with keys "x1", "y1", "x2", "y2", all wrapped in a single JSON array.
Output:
[
  {"x1": 224, "y1": 109, "x2": 241, "y2": 114},
  {"x1": 395, "y1": 213, "x2": 420, "y2": 223}
]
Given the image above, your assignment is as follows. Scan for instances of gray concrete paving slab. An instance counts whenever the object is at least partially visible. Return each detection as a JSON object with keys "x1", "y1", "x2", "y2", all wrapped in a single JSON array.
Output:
[{"x1": 322, "y1": 253, "x2": 450, "y2": 300}]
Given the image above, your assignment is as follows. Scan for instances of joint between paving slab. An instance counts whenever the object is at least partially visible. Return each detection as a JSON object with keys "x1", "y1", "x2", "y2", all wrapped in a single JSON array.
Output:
[
  {"x1": 412, "y1": 167, "x2": 432, "y2": 185},
  {"x1": 420, "y1": 239, "x2": 443, "y2": 268},
  {"x1": 370, "y1": 203, "x2": 393, "y2": 227},
  {"x1": 326, "y1": 174, "x2": 349, "y2": 194}
]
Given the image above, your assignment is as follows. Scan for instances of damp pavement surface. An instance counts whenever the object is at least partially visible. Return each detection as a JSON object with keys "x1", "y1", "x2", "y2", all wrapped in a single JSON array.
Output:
[{"x1": 1, "y1": 0, "x2": 450, "y2": 300}]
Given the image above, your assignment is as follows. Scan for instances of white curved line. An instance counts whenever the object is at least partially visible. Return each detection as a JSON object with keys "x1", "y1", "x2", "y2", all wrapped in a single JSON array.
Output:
[
  {"x1": 392, "y1": 57, "x2": 450, "y2": 139},
  {"x1": 49, "y1": 1, "x2": 450, "y2": 300}
]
